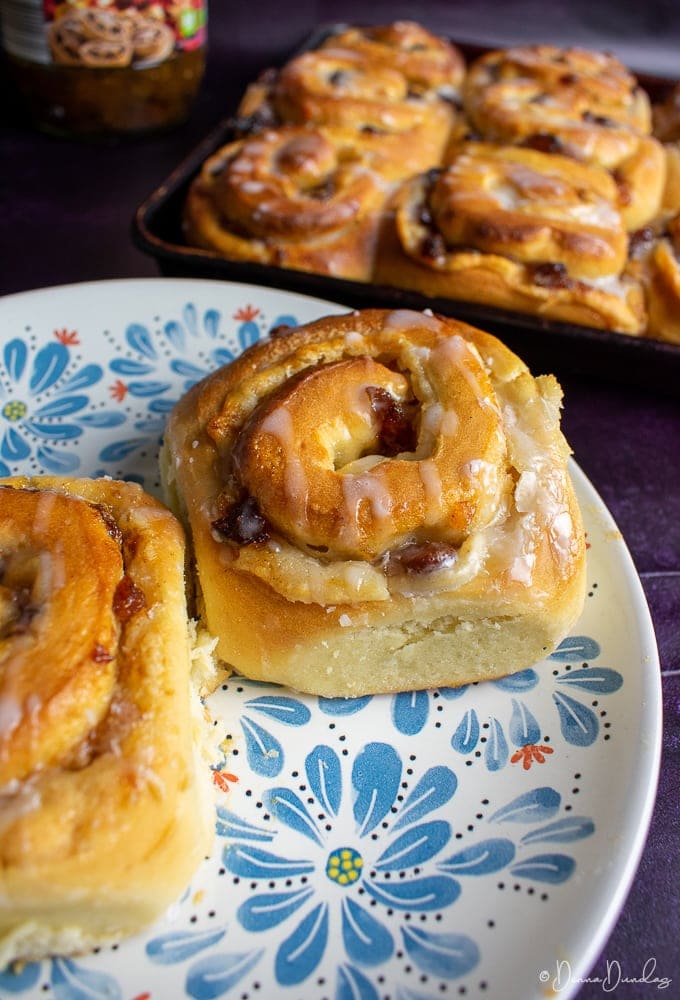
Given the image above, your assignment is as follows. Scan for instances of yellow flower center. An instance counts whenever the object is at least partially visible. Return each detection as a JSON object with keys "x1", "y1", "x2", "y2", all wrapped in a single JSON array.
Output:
[
  {"x1": 326, "y1": 847, "x2": 363, "y2": 887},
  {"x1": 2, "y1": 400, "x2": 27, "y2": 422}
]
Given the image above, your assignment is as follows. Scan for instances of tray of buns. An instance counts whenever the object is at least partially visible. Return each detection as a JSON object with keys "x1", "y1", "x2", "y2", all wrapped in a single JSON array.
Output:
[{"x1": 132, "y1": 20, "x2": 680, "y2": 393}]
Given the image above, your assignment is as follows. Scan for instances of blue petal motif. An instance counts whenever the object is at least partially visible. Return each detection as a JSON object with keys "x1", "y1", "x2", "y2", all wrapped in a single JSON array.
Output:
[
  {"x1": 392, "y1": 690, "x2": 430, "y2": 735},
  {"x1": 246, "y1": 695, "x2": 311, "y2": 726},
  {"x1": 110, "y1": 359, "x2": 155, "y2": 376},
  {"x1": 146, "y1": 926, "x2": 227, "y2": 964},
  {"x1": 163, "y1": 320, "x2": 187, "y2": 352},
  {"x1": 438, "y1": 838, "x2": 516, "y2": 875},
  {"x1": 134, "y1": 416, "x2": 166, "y2": 434},
  {"x1": 0, "y1": 962, "x2": 41, "y2": 992},
  {"x1": 37, "y1": 445, "x2": 80, "y2": 473},
  {"x1": 61, "y1": 363, "x2": 102, "y2": 391},
  {"x1": 126, "y1": 380, "x2": 171, "y2": 397},
  {"x1": 171, "y1": 359, "x2": 208, "y2": 380},
  {"x1": 1, "y1": 427, "x2": 30, "y2": 461},
  {"x1": 25, "y1": 420, "x2": 82, "y2": 440},
  {"x1": 0, "y1": 459, "x2": 10, "y2": 476},
  {"x1": 215, "y1": 808, "x2": 273, "y2": 842},
  {"x1": 510, "y1": 853, "x2": 575, "y2": 883},
  {"x1": 149, "y1": 398, "x2": 176, "y2": 414},
  {"x1": 490, "y1": 787, "x2": 561, "y2": 824},
  {"x1": 438, "y1": 686, "x2": 469, "y2": 700},
  {"x1": 549, "y1": 635, "x2": 601, "y2": 661},
  {"x1": 400, "y1": 927, "x2": 479, "y2": 979},
  {"x1": 306, "y1": 744, "x2": 342, "y2": 817},
  {"x1": 521, "y1": 816, "x2": 595, "y2": 845},
  {"x1": 508, "y1": 699, "x2": 541, "y2": 747},
  {"x1": 337, "y1": 963, "x2": 381, "y2": 1000},
  {"x1": 223, "y1": 844, "x2": 314, "y2": 879},
  {"x1": 100, "y1": 438, "x2": 147, "y2": 462},
  {"x1": 492, "y1": 669, "x2": 539, "y2": 692},
  {"x1": 30, "y1": 343, "x2": 68, "y2": 394},
  {"x1": 4, "y1": 338, "x2": 27, "y2": 382},
  {"x1": 552, "y1": 692, "x2": 599, "y2": 746},
  {"x1": 213, "y1": 348, "x2": 235, "y2": 367},
  {"x1": 275, "y1": 902, "x2": 328, "y2": 985},
  {"x1": 241, "y1": 716, "x2": 284, "y2": 777},
  {"x1": 375, "y1": 820, "x2": 450, "y2": 870},
  {"x1": 183, "y1": 303, "x2": 199, "y2": 335},
  {"x1": 263, "y1": 787, "x2": 323, "y2": 845},
  {"x1": 451, "y1": 709, "x2": 479, "y2": 755},
  {"x1": 353, "y1": 743, "x2": 401, "y2": 836},
  {"x1": 555, "y1": 668, "x2": 623, "y2": 694},
  {"x1": 203, "y1": 308, "x2": 222, "y2": 339},
  {"x1": 393, "y1": 766, "x2": 457, "y2": 831},
  {"x1": 365, "y1": 875, "x2": 460, "y2": 911},
  {"x1": 485, "y1": 718, "x2": 508, "y2": 772},
  {"x1": 126, "y1": 323, "x2": 157, "y2": 359},
  {"x1": 34, "y1": 394, "x2": 88, "y2": 418},
  {"x1": 186, "y1": 949, "x2": 264, "y2": 1000},
  {"x1": 341, "y1": 897, "x2": 393, "y2": 966},
  {"x1": 318, "y1": 696, "x2": 372, "y2": 716},
  {"x1": 51, "y1": 958, "x2": 121, "y2": 1000},
  {"x1": 238, "y1": 887, "x2": 313, "y2": 931},
  {"x1": 78, "y1": 411, "x2": 126, "y2": 429}
]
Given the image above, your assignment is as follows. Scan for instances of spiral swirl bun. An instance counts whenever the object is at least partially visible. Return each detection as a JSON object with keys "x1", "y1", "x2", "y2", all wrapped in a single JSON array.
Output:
[
  {"x1": 320, "y1": 20, "x2": 465, "y2": 96},
  {"x1": 374, "y1": 146, "x2": 646, "y2": 333},
  {"x1": 268, "y1": 47, "x2": 459, "y2": 175},
  {"x1": 0, "y1": 477, "x2": 214, "y2": 965},
  {"x1": 231, "y1": 334, "x2": 504, "y2": 561},
  {"x1": 184, "y1": 126, "x2": 389, "y2": 279},
  {"x1": 462, "y1": 45, "x2": 665, "y2": 229},
  {"x1": 161, "y1": 308, "x2": 586, "y2": 697},
  {"x1": 0, "y1": 487, "x2": 123, "y2": 785}
]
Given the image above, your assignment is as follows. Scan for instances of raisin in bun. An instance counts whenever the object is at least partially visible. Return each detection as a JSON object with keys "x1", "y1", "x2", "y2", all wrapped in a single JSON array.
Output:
[
  {"x1": 183, "y1": 125, "x2": 390, "y2": 280},
  {"x1": 0, "y1": 477, "x2": 215, "y2": 965},
  {"x1": 373, "y1": 143, "x2": 646, "y2": 334},
  {"x1": 235, "y1": 42, "x2": 460, "y2": 181},
  {"x1": 462, "y1": 44, "x2": 666, "y2": 230},
  {"x1": 160, "y1": 308, "x2": 586, "y2": 698}
]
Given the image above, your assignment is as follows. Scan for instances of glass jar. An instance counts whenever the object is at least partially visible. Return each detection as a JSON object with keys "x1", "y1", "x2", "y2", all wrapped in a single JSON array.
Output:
[{"x1": 0, "y1": 0, "x2": 208, "y2": 138}]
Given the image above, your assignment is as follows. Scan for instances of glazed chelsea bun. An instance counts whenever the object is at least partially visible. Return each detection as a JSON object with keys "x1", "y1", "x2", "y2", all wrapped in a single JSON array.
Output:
[{"x1": 160, "y1": 308, "x2": 586, "y2": 698}]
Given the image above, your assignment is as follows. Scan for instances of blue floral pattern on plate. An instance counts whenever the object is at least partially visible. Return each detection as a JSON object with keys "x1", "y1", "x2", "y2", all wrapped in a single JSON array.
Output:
[{"x1": 0, "y1": 280, "x2": 661, "y2": 1000}]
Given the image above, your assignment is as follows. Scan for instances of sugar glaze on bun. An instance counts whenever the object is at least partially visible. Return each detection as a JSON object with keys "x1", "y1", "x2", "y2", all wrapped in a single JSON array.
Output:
[
  {"x1": 161, "y1": 308, "x2": 587, "y2": 697},
  {"x1": 0, "y1": 477, "x2": 215, "y2": 966}
]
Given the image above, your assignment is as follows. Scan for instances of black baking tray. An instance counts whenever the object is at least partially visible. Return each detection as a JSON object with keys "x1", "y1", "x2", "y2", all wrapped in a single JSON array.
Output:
[{"x1": 131, "y1": 30, "x2": 680, "y2": 396}]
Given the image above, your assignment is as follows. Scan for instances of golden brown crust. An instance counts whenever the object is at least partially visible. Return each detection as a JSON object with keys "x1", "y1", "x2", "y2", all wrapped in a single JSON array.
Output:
[
  {"x1": 373, "y1": 157, "x2": 646, "y2": 334},
  {"x1": 0, "y1": 477, "x2": 214, "y2": 965},
  {"x1": 185, "y1": 23, "x2": 674, "y2": 342},
  {"x1": 320, "y1": 20, "x2": 466, "y2": 95},
  {"x1": 183, "y1": 125, "x2": 390, "y2": 280},
  {"x1": 462, "y1": 45, "x2": 665, "y2": 230},
  {"x1": 161, "y1": 309, "x2": 587, "y2": 697}
]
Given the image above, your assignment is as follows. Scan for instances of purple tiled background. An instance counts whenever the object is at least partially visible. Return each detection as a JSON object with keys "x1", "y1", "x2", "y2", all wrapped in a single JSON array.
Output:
[{"x1": 1, "y1": 3, "x2": 678, "y2": 997}]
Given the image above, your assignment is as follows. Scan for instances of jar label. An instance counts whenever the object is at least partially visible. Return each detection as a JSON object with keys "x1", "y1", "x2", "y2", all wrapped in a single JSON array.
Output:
[{"x1": 1, "y1": 0, "x2": 207, "y2": 68}]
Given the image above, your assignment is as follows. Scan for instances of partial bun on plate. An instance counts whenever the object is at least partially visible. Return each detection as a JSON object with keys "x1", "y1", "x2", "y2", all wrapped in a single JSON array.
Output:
[
  {"x1": 160, "y1": 308, "x2": 587, "y2": 698},
  {"x1": 0, "y1": 477, "x2": 215, "y2": 966}
]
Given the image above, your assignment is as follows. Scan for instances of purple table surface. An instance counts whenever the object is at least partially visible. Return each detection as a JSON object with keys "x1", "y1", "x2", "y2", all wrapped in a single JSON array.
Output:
[{"x1": 1, "y1": 3, "x2": 678, "y2": 998}]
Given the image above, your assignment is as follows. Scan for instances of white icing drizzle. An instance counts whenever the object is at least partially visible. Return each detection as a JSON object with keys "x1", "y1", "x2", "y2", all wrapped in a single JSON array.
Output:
[
  {"x1": 260, "y1": 405, "x2": 309, "y2": 511},
  {"x1": 418, "y1": 459, "x2": 444, "y2": 525}
]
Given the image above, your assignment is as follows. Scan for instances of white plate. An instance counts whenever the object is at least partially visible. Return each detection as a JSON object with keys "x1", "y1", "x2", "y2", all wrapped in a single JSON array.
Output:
[{"x1": 0, "y1": 279, "x2": 662, "y2": 1000}]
